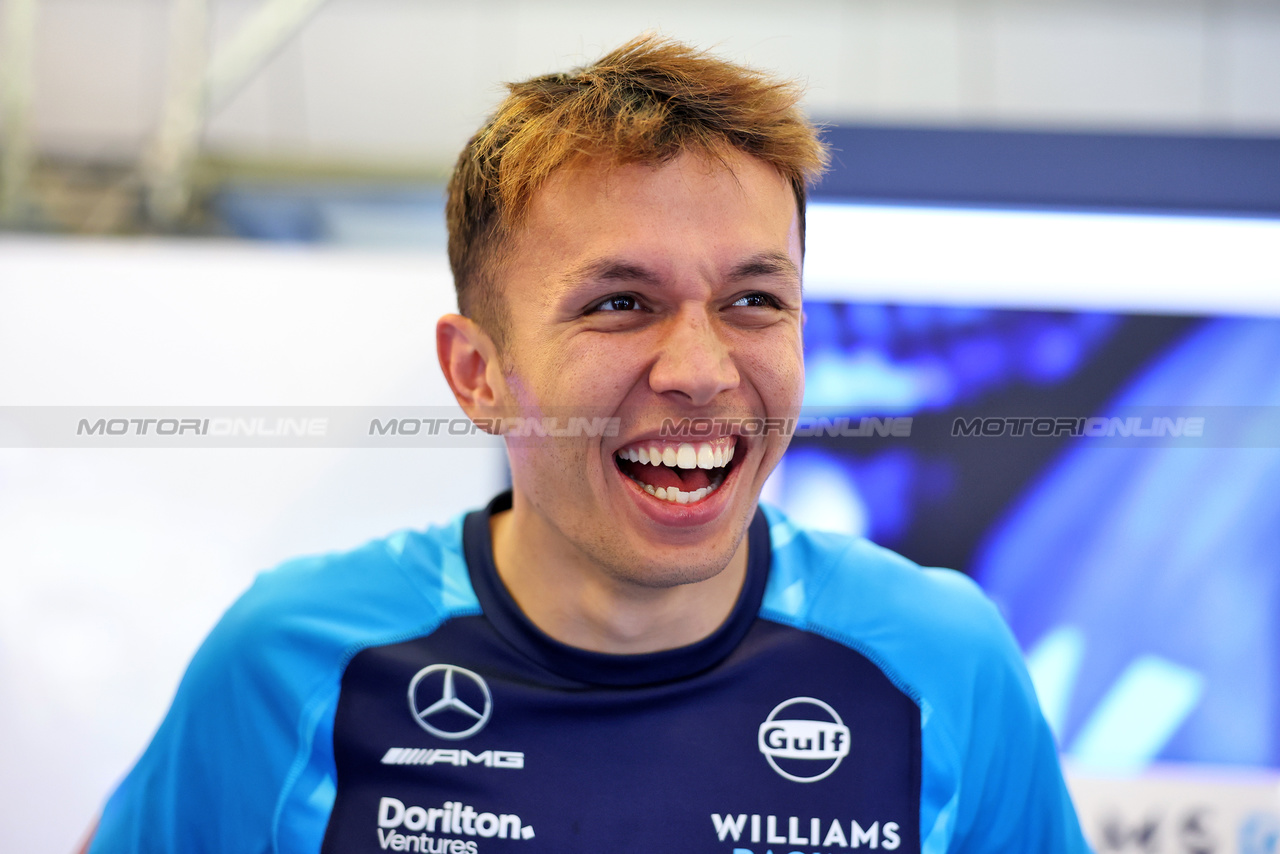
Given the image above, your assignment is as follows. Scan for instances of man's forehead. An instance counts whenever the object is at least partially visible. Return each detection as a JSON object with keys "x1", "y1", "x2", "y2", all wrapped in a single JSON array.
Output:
[
  {"x1": 508, "y1": 149, "x2": 799, "y2": 261},
  {"x1": 530, "y1": 148, "x2": 789, "y2": 211}
]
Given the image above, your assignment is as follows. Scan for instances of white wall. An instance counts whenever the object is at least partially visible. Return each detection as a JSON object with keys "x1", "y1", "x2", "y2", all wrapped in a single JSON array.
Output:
[
  {"x1": 0, "y1": 237, "x2": 507, "y2": 854},
  {"x1": 10, "y1": 0, "x2": 1280, "y2": 168}
]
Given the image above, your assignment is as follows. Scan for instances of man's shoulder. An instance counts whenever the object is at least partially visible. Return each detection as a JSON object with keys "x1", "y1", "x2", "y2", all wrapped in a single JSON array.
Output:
[
  {"x1": 253, "y1": 513, "x2": 472, "y2": 605},
  {"x1": 205, "y1": 513, "x2": 479, "y2": 672},
  {"x1": 759, "y1": 504, "x2": 1025, "y2": 708},
  {"x1": 762, "y1": 505, "x2": 1003, "y2": 643}
]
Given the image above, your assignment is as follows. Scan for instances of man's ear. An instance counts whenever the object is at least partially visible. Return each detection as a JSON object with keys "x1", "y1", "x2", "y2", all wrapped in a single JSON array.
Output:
[{"x1": 437, "y1": 314, "x2": 505, "y2": 419}]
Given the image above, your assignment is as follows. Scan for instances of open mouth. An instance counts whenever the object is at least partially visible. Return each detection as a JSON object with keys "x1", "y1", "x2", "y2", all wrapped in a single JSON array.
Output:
[{"x1": 613, "y1": 436, "x2": 738, "y2": 505}]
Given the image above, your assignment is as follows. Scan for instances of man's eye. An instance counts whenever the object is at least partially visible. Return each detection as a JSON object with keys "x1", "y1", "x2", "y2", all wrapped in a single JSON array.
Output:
[
  {"x1": 591, "y1": 294, "x2": 641, "y2": 312},
  {"x1": 732, "y1": 292, "x2": 781, "y2": 309}
]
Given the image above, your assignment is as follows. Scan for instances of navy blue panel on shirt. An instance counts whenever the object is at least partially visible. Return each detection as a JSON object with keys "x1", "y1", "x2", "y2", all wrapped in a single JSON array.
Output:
[{"x1": 321, "y1": 496, "x2": 921, "y2": 854}]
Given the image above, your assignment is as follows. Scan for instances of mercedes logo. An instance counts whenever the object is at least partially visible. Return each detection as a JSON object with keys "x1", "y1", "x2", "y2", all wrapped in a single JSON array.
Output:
[{"x1": 407, "y1": 664, "x2": 493, "y2": 740}]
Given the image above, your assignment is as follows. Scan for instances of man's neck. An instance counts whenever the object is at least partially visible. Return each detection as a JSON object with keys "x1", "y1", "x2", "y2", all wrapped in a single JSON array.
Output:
[{"x1": 488, "y1": 501, "x2": 749, "y2": 655}]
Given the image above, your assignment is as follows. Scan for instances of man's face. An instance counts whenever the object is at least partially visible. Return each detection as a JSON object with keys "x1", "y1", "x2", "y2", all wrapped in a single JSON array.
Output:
[{"x1": 492, "y1": 148, "x2": 804, "y2": 588}]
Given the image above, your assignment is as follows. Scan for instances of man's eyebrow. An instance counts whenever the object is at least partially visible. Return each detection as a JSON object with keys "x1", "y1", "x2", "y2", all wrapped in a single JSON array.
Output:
[
  {"x1": 562, "y1": 259, "x2": 662, "y2": 289},
  {"x1": 727, "y1": 252, "x2": 800, "y2": 283},
  {"x1": 562, "y1": 252, "x2": 799, "y2": 290}
]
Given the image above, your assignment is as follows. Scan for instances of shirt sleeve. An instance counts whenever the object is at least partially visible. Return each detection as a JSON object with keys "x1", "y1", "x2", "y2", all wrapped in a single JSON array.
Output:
[
  {"x1": 87, "y1": 527, "x2": 468, "y2": 854},
  {"x1": 941, "y1": 581, "x2": 1092, "y2": 853},
  {"x1": 88, "y1": 572, "x2": 321, "y2": 854}
]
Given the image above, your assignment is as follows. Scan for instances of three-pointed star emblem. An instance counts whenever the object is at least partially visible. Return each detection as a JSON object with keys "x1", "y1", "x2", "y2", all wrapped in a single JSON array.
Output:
[{"x1": 407, "y1": 663, "x2": 493, "y2": 740}]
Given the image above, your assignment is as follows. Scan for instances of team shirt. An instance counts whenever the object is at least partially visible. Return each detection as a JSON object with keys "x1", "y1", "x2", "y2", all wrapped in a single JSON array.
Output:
[{"x1": 91, "y1": 492, "x2": 1090, "y2": 854}]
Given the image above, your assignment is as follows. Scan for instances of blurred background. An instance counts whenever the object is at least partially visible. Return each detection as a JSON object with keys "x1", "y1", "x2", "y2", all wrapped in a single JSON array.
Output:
[{"x1": 2, "y1": 1, "x2": 1280, "y2": 852}]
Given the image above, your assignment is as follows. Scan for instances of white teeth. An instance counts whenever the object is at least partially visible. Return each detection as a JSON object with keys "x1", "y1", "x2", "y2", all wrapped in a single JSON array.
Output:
[
  {"x1": 639, "y1": 481, "x2": 720, "y2": 505},
  {"x1": 617, "y1": 438, "x2": 738, "y2": 470}
]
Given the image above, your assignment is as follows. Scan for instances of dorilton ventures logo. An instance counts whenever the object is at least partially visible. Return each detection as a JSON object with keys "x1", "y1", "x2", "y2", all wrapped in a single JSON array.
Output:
[
  {"x1": 758, "y1": 697, "x2": 851, "y2": 783},
  {"x1": 408, "y1": 664, "x2": 493, "y2": 740},
  {"x1": 377, "y1": 798, "x2": 535, "y2": 852}
]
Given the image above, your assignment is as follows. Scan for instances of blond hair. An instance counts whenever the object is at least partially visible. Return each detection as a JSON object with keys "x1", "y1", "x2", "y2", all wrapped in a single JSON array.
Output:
[{"x1": 446, "y1": 34, "x2": 829, "y2": 345}]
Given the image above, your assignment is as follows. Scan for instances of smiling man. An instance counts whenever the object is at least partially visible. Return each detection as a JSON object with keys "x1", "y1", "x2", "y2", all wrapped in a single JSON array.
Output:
[
  {"x1": 88, "y1": 36, "x2": 1089, "y2": 854},
  {"x1": 443, "y1": 143, "x2": 806, "y2": 655}
]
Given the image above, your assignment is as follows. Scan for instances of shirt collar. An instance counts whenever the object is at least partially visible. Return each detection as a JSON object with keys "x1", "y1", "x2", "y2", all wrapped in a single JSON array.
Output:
[{"x1": 462, "y1": 490, "x2": 771, "y2": 686}]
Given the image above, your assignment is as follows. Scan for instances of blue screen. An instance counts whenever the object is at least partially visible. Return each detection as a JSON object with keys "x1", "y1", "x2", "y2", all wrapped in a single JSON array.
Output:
[{"x1": 778, "y1": 299, "x2": 1280, "y2": 771}]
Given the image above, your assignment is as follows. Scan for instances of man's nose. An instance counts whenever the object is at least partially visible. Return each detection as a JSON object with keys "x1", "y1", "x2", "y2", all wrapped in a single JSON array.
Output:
[{"x1": 647, "y1": 303, "x2": 740, "y2": 406}]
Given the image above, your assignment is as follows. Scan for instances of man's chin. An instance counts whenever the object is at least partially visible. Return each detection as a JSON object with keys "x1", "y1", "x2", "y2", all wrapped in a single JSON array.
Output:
[
  {"x1": 595, "y1": 496, "x2": 756, "y2": 590},
  {"x1": 594, "y1": 542, "x2": 744, "y2": 591}
]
